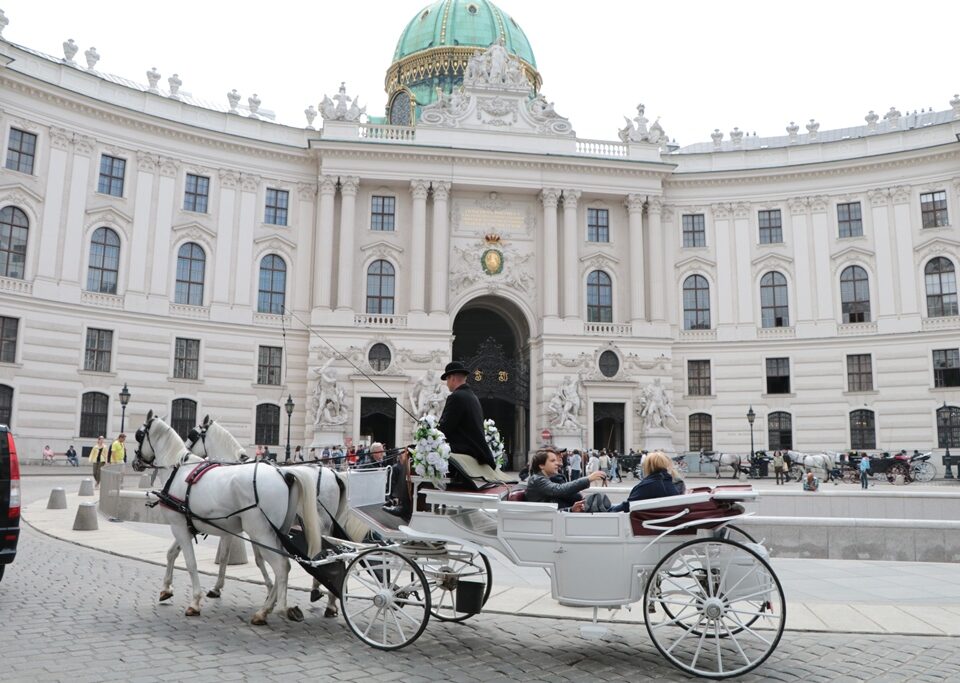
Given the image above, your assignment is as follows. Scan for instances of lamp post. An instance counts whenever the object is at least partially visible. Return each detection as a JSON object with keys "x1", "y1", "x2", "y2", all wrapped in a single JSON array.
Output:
[
  {"x1": 746, "y1": 406, "x2": 756, "y2": 463},
  {"x1": 943, "y1": 401, "x2": 955, "y2": 480},
  {"x1": 118, "y1": 383, "x2": 131, "y2": 434},
  {"x1": 284, "y1": 394, "x2": 295, "y2": 464}
]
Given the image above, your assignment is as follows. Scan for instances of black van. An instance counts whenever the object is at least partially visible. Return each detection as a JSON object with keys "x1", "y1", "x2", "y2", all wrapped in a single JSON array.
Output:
[{"x1": 0, "y1": 424, "x2": 20, "y2": 582}]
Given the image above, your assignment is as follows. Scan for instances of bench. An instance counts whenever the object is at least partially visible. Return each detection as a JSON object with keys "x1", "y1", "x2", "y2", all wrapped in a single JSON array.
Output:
[
  {"x1": 24, "y1": 452, "x2": 79, "y2": 466},
  {"x1": 629, "y1": 488, "x2": 752, "y2": 536}
]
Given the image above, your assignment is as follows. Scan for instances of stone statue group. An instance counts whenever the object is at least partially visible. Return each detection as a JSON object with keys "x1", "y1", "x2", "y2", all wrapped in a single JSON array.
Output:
[{"x1": 546, "y1": 375, "x2": 677, "y2": 432}]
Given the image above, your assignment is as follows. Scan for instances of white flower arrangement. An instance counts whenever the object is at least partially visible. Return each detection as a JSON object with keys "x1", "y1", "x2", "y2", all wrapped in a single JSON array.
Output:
[
  {"x1": 484, "y1": 418, "x2": 506, "y2": 470},
  {"x1": 411, "y1": 414, "x2": 451, "y2": 488}
]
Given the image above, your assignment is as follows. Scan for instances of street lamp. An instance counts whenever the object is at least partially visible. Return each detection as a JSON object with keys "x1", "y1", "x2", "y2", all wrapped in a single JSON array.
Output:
[
  {"x1": 284, "y1": 394, "x2": 295, "y2": 464},
  {"x1": 746, "y1": 406, "x2": 756, "y2": 462},
  {"x1": 118, "y1": 383, "x2": 131, "y2": 434},
  {"x1": 943, "y1": 401, "x2": 954, "y2": 480}
]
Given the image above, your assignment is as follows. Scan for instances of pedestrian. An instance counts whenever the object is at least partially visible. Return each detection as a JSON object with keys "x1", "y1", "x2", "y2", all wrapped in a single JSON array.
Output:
[
  {"x1": 110, "y1": 433, "x2": 127, "y2": 466},
  {"x1": 611, "y1": 453, "x2": 622, "y2": 482},
  {"x1": 772, "y1": 450, "x2": 785, "y2": 485},
  {"x1": 569, "y1": 449, "x2": 582, "y2": 481},
  {"x1": 802, "y1": 470, "x2": 820, "y2": 492},
  {"x1": 255, "y1": 445, "x2": 264, "y2": 460},
  {"x1": 859, "y1": 452, "x2": 871, "y2": 490},
  {"x1": 295, "y1": 445, "x2": 304, "y2": 462},
  {"x1": 88, "y1": 435, "x2": 109, "y2": 486},
  {"x1": 586, "y1": 451, "x2": 601, "y2": 486},
  {"x1": 599, "y1": 451, "x2": 610, "y2": 479},
  {"x1": 65, "y1": 444, "x2": 79, "y2": 467},
  {"x1": 41, "y1": 444, "x2": 55, "y2": 465}
]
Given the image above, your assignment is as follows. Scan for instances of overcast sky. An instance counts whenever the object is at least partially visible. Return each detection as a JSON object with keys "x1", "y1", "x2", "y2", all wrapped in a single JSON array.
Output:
[{"x1": 2, "y1": 0, "x2": 958, "y2": 145}]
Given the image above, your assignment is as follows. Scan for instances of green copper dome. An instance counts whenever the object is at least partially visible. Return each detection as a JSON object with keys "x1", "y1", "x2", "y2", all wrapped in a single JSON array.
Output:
[
  {"x1": 392, "y1": 0, "x2": 537, "y2": 68},
  {"x1": 385, "y1": 0, "x2": 541, "y2": 124}
]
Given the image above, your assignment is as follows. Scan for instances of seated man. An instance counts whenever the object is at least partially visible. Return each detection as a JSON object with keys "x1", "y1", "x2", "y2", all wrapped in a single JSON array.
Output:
[
  {"x1": 65, "y1": 444, "x2": 79, "y2": 467},
  {"x1": 437, "y1": 361, "x2": 496, "y2": 470},
  {"x1": 578, "y1": 451, "x2": 681, "y2": 513},
  {"x1": 525, "y1": 448, "x2": 606, "y2": 508},
  {"x1": 803, "y1": 471, "x2": 820, "y2": 492}
]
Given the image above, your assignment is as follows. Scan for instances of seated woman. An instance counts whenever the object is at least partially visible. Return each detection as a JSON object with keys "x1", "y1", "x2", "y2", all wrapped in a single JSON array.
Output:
[
  {"x1": 524, "y1": 448, "x2": 606, "y2": 508},
  {"x1": 578, "y1": 451, "x2": 682, "y2": 513}
]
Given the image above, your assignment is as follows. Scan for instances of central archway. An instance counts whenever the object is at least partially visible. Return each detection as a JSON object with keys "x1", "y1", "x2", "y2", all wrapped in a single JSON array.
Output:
[{"x1": 452, "y1": 296, "x2": 531, "y2": 469}]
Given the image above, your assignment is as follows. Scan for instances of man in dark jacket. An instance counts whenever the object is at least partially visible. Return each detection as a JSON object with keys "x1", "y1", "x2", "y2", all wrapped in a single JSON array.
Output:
[{"x1": 437, "y1": 361, "x2": 496, "y2": 469}]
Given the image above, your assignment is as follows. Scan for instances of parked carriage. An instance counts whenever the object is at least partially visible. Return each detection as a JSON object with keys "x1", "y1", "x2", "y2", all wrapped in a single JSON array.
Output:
[{"x1": 837, "y1": 451, "x2": 936, "y2": 484}]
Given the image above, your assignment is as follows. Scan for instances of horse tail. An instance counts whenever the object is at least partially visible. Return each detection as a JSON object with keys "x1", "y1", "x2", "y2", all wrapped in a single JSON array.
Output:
[{"x1": 287, "y1": 467, "x2": 324, "y2": 558}]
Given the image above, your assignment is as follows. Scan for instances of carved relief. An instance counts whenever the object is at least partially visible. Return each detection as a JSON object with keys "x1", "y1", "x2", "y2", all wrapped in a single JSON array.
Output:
[
  {"x1": 158, "y1": 156, "x2": 181, "y2": 178},
  {"x1": 218, "y1": 169, "x2": 239, "y2": 189},
  {"x1": 136, "y1": 151, "x2": 158, "y2": 172},
  {"x1": 450, "y1": 235, "x2": 534, "y2": 296},
  {"x1": 48, "y1": 127, "x2": 71, "y2": 151},
  {"x1": 73, "y1": 134, "x2": 96, "y2": 156}
]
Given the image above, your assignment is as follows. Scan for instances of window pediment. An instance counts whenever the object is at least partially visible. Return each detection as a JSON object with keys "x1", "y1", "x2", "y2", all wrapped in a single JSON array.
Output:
[
  {"x1": 0, "y1": 182, "x2": 44, "y2": 208},
  {"x1": 675, "y1": 254, "x2": 716, "y2": 271},
  {"x1": 85, "y1": 205, "x2": 134, "y2": 225},
  {"x1": 913, "y1": 235, "x2": 960, "y2": 260},
  {"x1": 830, "y1": 245, "x2": 875, "y2": 265},
  {"x1": 579, "y1": 252, "x2": 620, "y2": 271},
  {"x1": 173, "y1": 221, "x2": 218, "y2": 242},
  {"x1": 360, "y1": 240, "x2": 405, "y2": 260},
  {"x1": 750, "y1": 252, "x2": 793, "y2": 272}
]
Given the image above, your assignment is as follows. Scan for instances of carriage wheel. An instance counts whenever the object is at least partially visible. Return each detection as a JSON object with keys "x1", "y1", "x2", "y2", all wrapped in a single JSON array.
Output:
[
  {"x1": 644, "y1": 538, "x2": 785, "y2": 679},
  {"x1": 842, "y1": 468, "x2": 859, "y2": 484},
  {"x1": 912, "y1": 461, "x2": 936, "y2": 483},
  {"x1": 410, "y1": 543, "x2": 493, "y2": 623},
  {"x1": 722, "y1": 525, "x2": 757, "y2": 545},
  {"x1": 887, "y1": 463, "x2": 909, "y2": 484},
  {"x1": 788, "y1": 464, "x2": 804, "y2": 482},
  {"x1": 341, "y1": 548, "x2": 431, "y2": 650}
]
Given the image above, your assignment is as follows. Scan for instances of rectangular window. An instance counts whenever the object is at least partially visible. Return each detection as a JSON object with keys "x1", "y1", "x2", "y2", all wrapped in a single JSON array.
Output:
[
  {"x1": 758, "y1": 209, "x2": 783, "y2": 244},
  {"x1": 933, "y1": 348, "x2": 960, "y2": 388},
  {"x1": 184, "y1": 174, "x2": 210, "y2": 213},
  {"x1": 264, "y1": 188, "x2": 289, "y2": 226},
  {"x1": 173, "y1": 338, "x2": 200, "y2": 380},
  {"x1": 920, "y1": 191, "x2": 949, "y2": 228},
  {"x1": 257, "y1": 345, "x2": 282, "y2": 386},
  {"x1": 682, "y1": 214, "x2": 706, "y2": 247},
  {"x1": 0, "y1": 316, "x2": 18, "y2": 364},
  {"x1": 371, "y1": 195, "x2": 396, "y2": 231},
  {"x1": 765, "y1": 357, "x2": 790, "y2": 394},
  {"x1": 587, "y1": 208, "x2": 609, "y2": 243},
  {"x1": 97, "y1": 155, "x2": 126, "y2": 197},
  {"x1": 5, "y1": 128, "x2": 37, "y2": 175},
  {"x1": 687, "y1": 360, "x2": 711, "y2": 396},
  {"x1": 847, "y1": 354, "x2": 873, "y2": 392},
  {"x1": 84, "y1": 328, "x2": 113, "y2": 373},
  {"x1": 837, "y1": 202, "x2": 863, "y2": 238}
]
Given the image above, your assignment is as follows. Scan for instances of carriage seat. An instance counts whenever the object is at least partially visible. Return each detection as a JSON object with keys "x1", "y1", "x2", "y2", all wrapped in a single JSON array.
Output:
[
  {"x1": 504, "y1": 487, "x2": 527, "y2": 502},
  {"x1": 628, "y1": 490, "x2": 747, "y2": 536}
]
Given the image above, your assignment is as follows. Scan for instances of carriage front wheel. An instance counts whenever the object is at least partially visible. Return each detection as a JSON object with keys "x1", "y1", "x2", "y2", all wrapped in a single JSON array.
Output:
[
  {"x1": 912, "y1": 461, "x2": 936, "y2": 483},
  {"x1": 408, "y1": 542, "x2": 493, "y2": 622},
  {"x1": 341, "y1": 548, "x2": 431, "y2": 650},
  {"x1": 644, "y1": 538, "x2": 785, "y2": 679}
]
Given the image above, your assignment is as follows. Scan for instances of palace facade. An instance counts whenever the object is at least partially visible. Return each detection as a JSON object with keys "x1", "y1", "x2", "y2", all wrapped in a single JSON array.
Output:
[{"x1": 1, "y1": 1, "x2": 959, "y2": 463}]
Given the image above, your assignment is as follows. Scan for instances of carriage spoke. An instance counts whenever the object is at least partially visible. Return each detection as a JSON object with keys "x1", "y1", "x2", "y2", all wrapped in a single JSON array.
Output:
[
  {"x1": 725, "y1": 607, "x2": 770, "y2": 619},
  {"x1": 362, "y1": 605, "x2": 385, "y2": 638},
  {"x1": 726, "y1": 612, "x2": 773, "y2": 645},
  {"x1": 389, "y1": 607, "x2": 407, "y2": 642},
  {"x1": 664, "y1": 615, "x2": 706, "y2": 654},
  {"x1": 719, "y1": 560, "x2": 761, "y2": 599},
  {"x1": 714, "y1": 620, "x2": 724, "y2": 674},
  {"x1": 688, "y1": 624, "x2": 710, "y2": 670},
  {"x1": 347, "y1": 600, "x2": 377, "y2": 620},
  {"x1": 343, "y1": 593, "x2": 376, "y2": 601},
  {"x1": 395, "y1": 604, "x2": 423, "y2": 627},
  {"x1": 726, "y1": 586, "x2": 773, "y2": 604},
  {"x1": 703, "y1": 546, "x2": 715, "y2": 598}
]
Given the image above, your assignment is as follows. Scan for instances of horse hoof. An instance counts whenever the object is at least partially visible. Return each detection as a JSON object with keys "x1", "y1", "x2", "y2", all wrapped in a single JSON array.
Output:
[
  {"x1": 159, "y1": 591, "x2": 174, "y2": 602},
  {"x1": 287, "y1": 606, "x2": 304, "y2": 622},
  {"x1": 324, "y1": 607, "x2": 338, "y2": 619},
  {"x1": 309, "y1": 589, "x2": 322, "y2": 603},
  {"x1": 206, "y1": 589, "x2": 221, "y2": 599},
  {"x1": 251, "y1": 614, "x2": 268, "y2": 626},
  {"x1": 185, "y1": 607, "x2": 200, "y2": 617}
]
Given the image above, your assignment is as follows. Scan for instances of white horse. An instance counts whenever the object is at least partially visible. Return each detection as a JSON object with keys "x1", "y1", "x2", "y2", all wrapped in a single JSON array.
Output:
[
  {"x1": 786, "y1": 450, "x2": 837, "y2": 481},
  {"x1": 133, "y1": 411, "x2": 323, "y2": 624},
  {"x1": 190, "y1": 418, "x2": 369, "y2": 620},
  {"x1": 700, "y1": 451, "x2": 743, "y2": 479},
  {"x1": 159, "y1": 415, "x2": 273, "y2": 604}
]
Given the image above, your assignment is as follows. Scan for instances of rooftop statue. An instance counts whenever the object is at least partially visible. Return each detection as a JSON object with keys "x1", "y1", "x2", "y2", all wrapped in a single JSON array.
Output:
[
  {"x1": 619, "y1": 103, "x2": 668, "y2": 145},
  {"x1": 320, "y1": 82, "x2": 366, "y2": 122}
]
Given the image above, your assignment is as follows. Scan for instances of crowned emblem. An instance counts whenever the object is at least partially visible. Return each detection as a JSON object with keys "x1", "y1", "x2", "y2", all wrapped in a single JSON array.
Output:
[{"x1": 481, "y1": 232, "x2": 504, "y2": 275}]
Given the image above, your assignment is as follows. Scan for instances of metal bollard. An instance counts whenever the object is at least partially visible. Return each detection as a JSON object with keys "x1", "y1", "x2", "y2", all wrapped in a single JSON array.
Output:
[
  {"x1": 46, "y1": 487, "x2": 67, "y2": 509},
  {"x1": 73, "y1": 502, "x2": 99, "y2": 530},
  {"x1": 138, "y1": 474, "x2": 152, "y2": 489},
  {"x1": 78, "y1": 478, "x2": 95, "y2": 496}
]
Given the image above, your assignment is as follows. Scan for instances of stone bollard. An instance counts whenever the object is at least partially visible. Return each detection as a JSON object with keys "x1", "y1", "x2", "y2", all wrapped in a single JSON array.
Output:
[
  {"x1": 78, "y1": 478, "x2": 95, "y2": 496},
  {"x1": 138, "y1": 474, "x2": 152, "y2": 489},
  {"x1": 215, "y1": 537, "x2": 249, "y2": 565},
  {"x1": 47, "y1": 487, "x2": 67, "y2": 509},
  {"x1": 73, "y1": 502, "x2": 99, "y2": 530}
]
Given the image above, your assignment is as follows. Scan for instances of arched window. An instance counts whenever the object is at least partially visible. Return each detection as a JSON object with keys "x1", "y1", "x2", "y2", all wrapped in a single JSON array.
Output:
[
  {"x1": 840, "y1": 266, "x2": 871, "y2": 323},
  {"x1": 175, "y1": 242, "x2": 206, "y2": 306},
  {"x1": 255, "y1": 403, "x2": 280, "y2": 446},
  {"x1": 257, "y1": 254, "x2": 286, "y2": 314},
  {"x1": 366, "y1": 260, "x2": 395, "y2": 315},
  {"x1": 849, "y1": 409, "x2": 876, "y2": 450},
  {"x1": 86, "y1": 227, "x2": 121, "y2": 294},
  {"x1": 760, "y1": 272, "x2": 789, "y2": 328},
  {"x1": 925, "y1": 257, "x2": 958, "y2": 318},
  {"x1": 171, "y1": 398, "x2": 197, "y2": 440},
  {"x1": 368, "y1": 343, "x2": 391, "y2": 372},
  {"x1": 689, "y1": 413, "x2": 713, "y2": 451},
  {"x1": 768, "y1": 411, "x2": 793, "y2": 450},
  {"x1": 80, "y1": 391, "x2": 109, "y2": 438},
  {"x1": 0, "y1": 206, "x2": 29, "y2": 279},
  {"x1": 937, "y1": 405, "x2": 960, "y2": 449},
  {"x1": 0, "y1": 384, "x2": 12, "y2": 426},
  {"x1": 586, "y1": 270, "x2": 613, "y2": 323},
  {"x1": 682, "y1": 275, "x2": 710, "y2": 330}
]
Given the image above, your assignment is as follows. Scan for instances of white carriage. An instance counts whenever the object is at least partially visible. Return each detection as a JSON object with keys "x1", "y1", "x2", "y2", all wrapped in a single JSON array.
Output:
[{"x1": 337, "y1": 466, "x2": 785, "y2": 680}]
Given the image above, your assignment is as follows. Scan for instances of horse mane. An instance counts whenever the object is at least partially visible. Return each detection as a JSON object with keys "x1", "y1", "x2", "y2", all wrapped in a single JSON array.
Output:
[
  {"x1": 148, "y1": 417, "x2": 192, "y2": 468},
  {"x1": 201, "y1": 421, "x2": 246, "y2": 462}
]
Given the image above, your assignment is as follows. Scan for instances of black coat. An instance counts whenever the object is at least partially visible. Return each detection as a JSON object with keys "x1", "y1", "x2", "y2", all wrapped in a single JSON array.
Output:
[
  {"x1": 525, "y1": 473, "x2": 590, "y2": 508},
  {"x1": 438, "y1": 383, "x2": 496, "y2": 469}
]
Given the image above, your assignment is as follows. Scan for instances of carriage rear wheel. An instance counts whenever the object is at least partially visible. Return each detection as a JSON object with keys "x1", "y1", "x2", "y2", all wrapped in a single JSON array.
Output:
[
  {"x1": 842, "y1": 468, "x2": 859, "y2": 484},
  {"x1": 407, "y1": 542, "x2": 493, "y2": 623},
  {"x1": 788, "y1": 464, "x2": 804, "y2": 482},
  {"x1": 887, "y1": 463, "x2": 910, "y2": 484},
  {"x1": 912, "y1": 461, "x2": 936, "y2": 483},
  {"x1": 644, "y1": 538, "x2": 785, "y2": 679},
  {"x1": 341, "y1": 548, "x2": 431, "y2": 650}
]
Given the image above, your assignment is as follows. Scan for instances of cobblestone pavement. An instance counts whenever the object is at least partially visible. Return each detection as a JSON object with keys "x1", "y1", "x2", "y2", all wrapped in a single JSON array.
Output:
[{"x1": 3, "y1": 527, "x2": 960, "y2": 682}]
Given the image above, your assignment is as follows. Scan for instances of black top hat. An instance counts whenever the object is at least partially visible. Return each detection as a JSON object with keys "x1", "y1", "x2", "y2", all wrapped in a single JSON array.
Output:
[{"x1": 440, "y1": 361, "x2": 470, "y2": 380}]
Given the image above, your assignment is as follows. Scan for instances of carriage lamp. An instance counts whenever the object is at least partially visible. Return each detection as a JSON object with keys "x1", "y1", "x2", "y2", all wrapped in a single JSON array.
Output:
[
  {"x1": 746, "y1": 406, "x2": 756, "y2": 461},
  {"x1": 118, "y1": 383, "x2": 131, "y2": 435},
  {"x1": 285, "y1": 394, "x2": 295, "y2": 463}
]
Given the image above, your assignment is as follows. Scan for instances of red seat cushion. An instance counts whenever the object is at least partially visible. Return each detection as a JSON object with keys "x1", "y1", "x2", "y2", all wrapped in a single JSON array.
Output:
[
  {"x1": 505, "y1": 488, "x2": 527, "y2": 502},
  {"x1": 629, "y1": 499, "x2": 743, "y2": 536}
]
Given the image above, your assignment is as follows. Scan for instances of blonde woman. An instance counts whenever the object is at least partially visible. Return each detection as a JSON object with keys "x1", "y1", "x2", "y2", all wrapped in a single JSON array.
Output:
[{"x1": 576, "y1": 451, "x2": 681, "y2": 513}]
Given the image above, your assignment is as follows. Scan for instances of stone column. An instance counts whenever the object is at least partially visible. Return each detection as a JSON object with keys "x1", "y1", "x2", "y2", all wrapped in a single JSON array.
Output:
[
  {"x1": 409, "y1": 179, "x2": 429, "y2": 313},
  {"x1": 335, "y1": 176, "x2": 359, "y2": 312},
  {"x1": 646, "y1": 196, "x2": 666, "y2": 322},
  {"x1": 314, "y1": 176, "x2": 337, "y2": 310},
  {"x1": 626, "y1": 194, "x2": 646, "y2": 322},
  {"x1": 431, "y1": 181, "x2": 451, "y2": 314},
  {"x1": 540, "y1": 188, "x2": 561, "y2": 319},
  {"x1": 562, "y1": 189, "x2": 581, "y2": 319}
]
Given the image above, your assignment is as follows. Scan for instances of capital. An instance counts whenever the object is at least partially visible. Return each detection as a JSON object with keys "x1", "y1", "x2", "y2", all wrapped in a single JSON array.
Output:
[
  {"x1": 218, "y1": 168, "x2": 239, "y2": 188},
  {"x1": 410, "y1": 179, "x2": 430, "y2": 200},
  {"x1": 540, "y1": 188, "x2": 561, "y2": 208},
  {"x1": 624, "y1": 194, "x2": 645, "y2": 214},
  {"x1": 431, "y1": 181, "x2": 451, "y2": 202},
  {"x1": 646, "y1": 196, "x2": 663, "y2": 214},
  {"x1": 339, "y1": 176, "x2": 360, "y2": 195},
  {"x1": 562, "y1": 189, "x2": 581, "y2": 209},
  {"x1": 319, "y1": 175, "x2": 338, "y2": 196}
]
